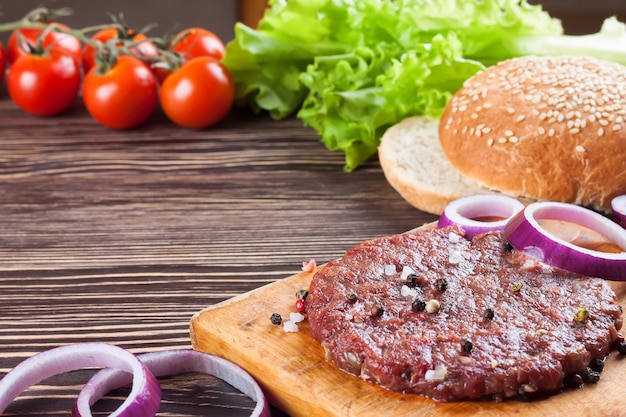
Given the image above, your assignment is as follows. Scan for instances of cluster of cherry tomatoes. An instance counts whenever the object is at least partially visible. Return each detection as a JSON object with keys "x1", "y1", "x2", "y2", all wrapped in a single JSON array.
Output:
[{"x1": 0, "y1": 8, "x2": 235, "y2": 130}]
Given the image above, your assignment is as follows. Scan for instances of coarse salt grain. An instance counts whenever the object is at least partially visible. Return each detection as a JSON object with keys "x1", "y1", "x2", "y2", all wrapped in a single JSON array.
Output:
[
  {"x1": 400, "y1": 265, "x2": 416, "y2": 281},
  {"x1": 401, "y1": 285, "x2": 419, "y2": 298},
  {"x1": 290, "y1": 312, "x2": 305, "y2": 323},
  {"x1": 424, "y1": 364, "x2": 448, "y2": 382},
  {"x1": 283, "y1": 320, "x2": 299, "y2": 333},
  {"x1": 448, "y1": 250, "x2": 463, "y2": 264},
  {"x1": 384, "y1": 264, "x2": 396, "y2": 276},
  {"x1": 448, "y1": 232, "x2": 461, "y2": 244}
]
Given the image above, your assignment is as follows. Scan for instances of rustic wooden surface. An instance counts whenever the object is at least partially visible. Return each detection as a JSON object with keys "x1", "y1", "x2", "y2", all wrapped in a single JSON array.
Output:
[{"x1": 0, "y1": 94, "x2": 437, "y2": 416}]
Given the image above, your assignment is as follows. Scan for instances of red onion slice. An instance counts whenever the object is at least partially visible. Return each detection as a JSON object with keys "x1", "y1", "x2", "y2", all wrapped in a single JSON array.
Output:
[
  {"x1": 611, "y1": 194, "x2": 626, "y2": 229},
  {"x1": 0, "y1": 342, "x2": 161, "y2": 417},
  {"x1": 75, "y1": 350, "x2": 270, "y2": 417},
  {"x1": 504, "y1": 202, "x2": 626, "y2": 281},
  {"x1": 437, "y1": 194, "x2": 524, "y2": 239}
]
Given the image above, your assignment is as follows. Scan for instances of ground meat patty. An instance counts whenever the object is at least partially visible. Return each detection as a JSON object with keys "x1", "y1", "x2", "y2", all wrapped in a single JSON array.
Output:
[{"x1": 305, "y1": 226, "x2": 623, "y2": 402}]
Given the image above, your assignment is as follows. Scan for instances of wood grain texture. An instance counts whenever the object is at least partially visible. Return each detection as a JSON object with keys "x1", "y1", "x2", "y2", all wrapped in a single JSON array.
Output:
[
  {"x1": 0, "y1": 96, "x2": 437, "y2": 416},
  {"x1": 191, "y1": 239, "x2": 626, "y2": 417}
]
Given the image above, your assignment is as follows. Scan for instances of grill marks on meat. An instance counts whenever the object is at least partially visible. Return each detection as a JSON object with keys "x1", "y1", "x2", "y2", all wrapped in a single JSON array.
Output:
[{"x1": 305, "y1": 226, "x2": 623, "y2": 402}]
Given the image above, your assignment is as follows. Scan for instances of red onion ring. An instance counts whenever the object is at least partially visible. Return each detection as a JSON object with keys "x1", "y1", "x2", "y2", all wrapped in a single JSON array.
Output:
[
  {"x1": 504, "y1": 201, "x2": 626, "y2": 281},
  {"x1": 437, "y1": 194, "x2": 525, "y2": 239},
  {"x1": 75, "y1": 349, "x2": 270, "y2": 417},
  {"x1": 611, "y1": 194, "x2": 626, "y2": 229},
  {"x1": 0, "y1": 342, "x2": 161, "y2": 417}
]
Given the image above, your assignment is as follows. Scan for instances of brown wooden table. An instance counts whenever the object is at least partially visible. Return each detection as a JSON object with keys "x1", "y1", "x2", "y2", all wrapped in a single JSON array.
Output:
[{"x1": 0, "y1": 94, "x2": 437, "y2": 416}]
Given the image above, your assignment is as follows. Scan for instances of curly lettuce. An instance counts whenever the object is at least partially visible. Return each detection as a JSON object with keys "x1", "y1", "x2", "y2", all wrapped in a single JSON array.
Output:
[{"x1": 223, "y1": 0, "x2": 623, "y2": 171}]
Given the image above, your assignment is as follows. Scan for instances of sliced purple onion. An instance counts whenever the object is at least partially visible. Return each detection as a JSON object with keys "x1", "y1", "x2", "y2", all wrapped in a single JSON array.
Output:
[
  {"x1": 76, "y1": 350, "x2": 270, "y2": 417},
  {"x1": 0, "y1": 342, "x2": 161, "y2": 417},
  {"x1": 437, "y1": 194, "x2": 525, "y2": 239},
  {"x1": 504, "y1": 202, "x2": 626, "y2": 281},
  {"x1": 611, "y1": 194, "x2": 626, "y2": 229}
]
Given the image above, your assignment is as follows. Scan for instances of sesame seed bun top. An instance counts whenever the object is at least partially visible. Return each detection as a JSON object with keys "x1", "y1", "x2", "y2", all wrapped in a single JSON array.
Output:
[{"x1": 439, "y1": 55, "x2": 626, "y2": 212}]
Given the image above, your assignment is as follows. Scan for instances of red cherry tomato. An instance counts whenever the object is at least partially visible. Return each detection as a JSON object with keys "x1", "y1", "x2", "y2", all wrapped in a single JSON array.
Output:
[
  {"x1": 7, "y1": 23, "x2": 82, "y2": 66},
  {"x1": 160, "y1": 56, "x2": 235, "y2": 129},
  {"x1": 172, "y1": 27, "x2": 225, "y2": 61},
  {"x1": 0, "y1": 42, "x2": 6, "y2": 85},
  {"x1": 7, "y1": 49, "x2": 81, "y2": 116},
  {"x1": 82, "y1": 28, "x2": 158, "y2": 74},
  {"x1": 82, "y1": 55, "x2": 158, "y2": 130},
  {"x1": 155, "y1": 27, "x2": 225, "y2": 83}
]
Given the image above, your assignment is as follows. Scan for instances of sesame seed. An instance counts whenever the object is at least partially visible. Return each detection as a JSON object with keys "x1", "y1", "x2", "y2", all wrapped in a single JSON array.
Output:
[
  {"x1": 487, "y1": 138, "x2": 494, "y2": 147},
  {"x1": 498, "y1": 137, "x2": 508, "y2": 144},
  {"x1": 598, "y1": 127, "x2": 605, "y2": 136},
  {"x1": 538, "y1": 127, "x2": 546, "y2": 135},
  {"x1": 509, "y1": 136, "x2": 519, "y2": 143},
  {"x1": 482, "y1": 127, "x2": 492, "y2": 134},
  {"x1": 505, "y1": 130, "x2": 514, "y2": 136},
  {"x1": 613, "y1": 124, "x2": 622, "y2": 131},
  {"x1": 575, "y1": 145, "x2": 586, "y2": 153},
  {"x1": 570, "y1": 128, "x2": 580, "y2": 134},
  {"x1": 548, "y1": 129, "x2": 555, "y2": 137},
  {"x1": 515, "y1": 115, "x2": 526, "y2": 122}
]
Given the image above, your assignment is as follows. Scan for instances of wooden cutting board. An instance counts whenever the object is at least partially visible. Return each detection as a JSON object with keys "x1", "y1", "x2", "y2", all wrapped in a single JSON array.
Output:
[{"x1": 190, "y1": 228, "x2": 626, "y2": 417}]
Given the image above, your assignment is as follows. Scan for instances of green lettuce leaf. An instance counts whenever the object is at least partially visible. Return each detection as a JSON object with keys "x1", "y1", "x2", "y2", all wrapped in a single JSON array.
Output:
[{"x1": 223, "y1": 0, "x2": 564, "y2": 171}]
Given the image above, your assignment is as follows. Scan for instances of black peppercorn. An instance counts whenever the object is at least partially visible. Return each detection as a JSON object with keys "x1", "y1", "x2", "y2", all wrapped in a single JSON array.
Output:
[
  {"x1": 504, "y1": 241, "x2": 514, "y2": 251},
  {"x1": 412, "y1": 298, "x2": 426, "y2": 312},
  {"x1": 566, "y1": 373, "x2": 584, "y2": 388},
  {"x1": 484, "y1": 308, "x2": 495, "y2": 320},
  {"x1": 618, "y1": 341, "x2": 626, "y2": 355},
  {"x1": 406, "y1": 273, "x2": 418, "y2": 287},
  {"x1": 270, "y1": 313, "x2": 282, "y2": 325},
  {"x1": 461, "y1": 339, "x2": 473, "y2": 354},
  {"x1": 434, "y1": 277, "x2": 448, "y2": 291},
  {"x1": 346, "y1": 292, "x2": 358, "y2": 303},
  {"x1": 584, "y1": 368, "x2": 601, "y2": 384},
  {"x1": 296, "y1": 289, "x2": 309, "y2": 300},
  {"x1": 588, "y1": 358, "x2": 605, "y2": 373}
]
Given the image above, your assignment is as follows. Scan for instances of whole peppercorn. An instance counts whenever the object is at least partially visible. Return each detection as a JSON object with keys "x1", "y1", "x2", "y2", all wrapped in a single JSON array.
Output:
[
  {"x1": 412, "y1": 298, "x2": 426, "y2": 312},
  {"x1": 346, "y1": 292, "x2": 358, "y2": 303},
  {"x1": 566, "y1": 373, "x2": 584, "y2": 388},
  {"x1": 425, "y1": 299, "x2": 441, "y2": 314},
  {"x1": 270, "y1": 313, "x2": 282, "y2": 325},
  {"x1": 406, "y1": 273, "x2": 418, "y2": 287},
  {"x1": 589, "y1": 358, "x2": 605, "y2": 373},
  {"x1": 584, "y1": 367, "x2": 601, "y2": 384},
  {"x1": 504, "y1": 241, "x2": 514, "y2": 252},
  {"x1": 617, "y1": 341, "x2": 626, "y2": 355},
  {"x1": 434, "y1": 277, "x2": 448, "y2": 291},
  {"x1": 484, "y1": 308, "x2": 495, "y2": 320},
  {"x1": 371, "y1": 304, "x2": 384, "y2": 317},
  {"x1": 295, "y1": 298, "x2": 306, "y2": 313},
  {"x1": 296, "y1": 289, "x2": 309, "y2": 300},
  {"x1": 573, "y1": 306, "x2": 590, "y2": 324},
  {"x1": 461, "y1": 339, "x2": 473, "y2": 354}
]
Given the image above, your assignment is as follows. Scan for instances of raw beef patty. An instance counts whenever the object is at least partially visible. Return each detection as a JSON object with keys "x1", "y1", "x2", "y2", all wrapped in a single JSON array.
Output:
[{"x1": 305, "y1": 226, "x2": 623, "y2": 402}]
